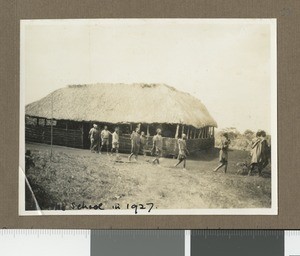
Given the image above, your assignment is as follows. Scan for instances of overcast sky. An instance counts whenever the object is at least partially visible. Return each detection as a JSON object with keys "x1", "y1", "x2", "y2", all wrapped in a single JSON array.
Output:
[{"x1": 22, "y1": 19, "x2": 276, "y2": 133}]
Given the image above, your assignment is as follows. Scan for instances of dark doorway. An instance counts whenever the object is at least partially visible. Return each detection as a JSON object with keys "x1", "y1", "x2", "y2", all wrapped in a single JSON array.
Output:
[{"x1": 82, "y1": 122, "x2": 92, "y2": 149}]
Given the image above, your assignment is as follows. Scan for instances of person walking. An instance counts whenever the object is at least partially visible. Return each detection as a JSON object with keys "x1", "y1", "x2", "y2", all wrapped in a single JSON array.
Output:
[
  {"x1": 128, "y1": 127, "x2": 141, "y2": 161},
  {"x1": 174, "y1": 133, "x2": 189, "y2": 170},
  {"x1": 152, "y1": 128, "x2": 163, "y2": 165},
  {"x1": 214, "y1": 132, "x2": 230, "y2": 173},
  {"x1": 88, "y1": 124, "x2": 100, "y2": 153}
]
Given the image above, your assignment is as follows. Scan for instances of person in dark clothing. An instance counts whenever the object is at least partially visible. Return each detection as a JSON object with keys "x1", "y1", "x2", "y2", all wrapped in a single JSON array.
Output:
[
  {"x1": 25, "y1": 150, "x2": 35, "y2": 171},
  {"x1": 259, "y1": 130, "x2": 270, "y2": 171}
]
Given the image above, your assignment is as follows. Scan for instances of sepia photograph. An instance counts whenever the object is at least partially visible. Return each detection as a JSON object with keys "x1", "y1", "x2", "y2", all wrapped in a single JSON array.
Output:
[{"x1": 19, "y1": 19, "x2": 277, "y2": 215}]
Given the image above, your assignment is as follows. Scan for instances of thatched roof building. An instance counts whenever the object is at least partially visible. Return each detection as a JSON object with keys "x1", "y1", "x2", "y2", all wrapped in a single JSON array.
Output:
[
  {"x1": 26, "y1": 83, "x2": 217, "y2": 128},
  {"x1": 25, "y1": 83, "x2": 217, "y2": 155}
]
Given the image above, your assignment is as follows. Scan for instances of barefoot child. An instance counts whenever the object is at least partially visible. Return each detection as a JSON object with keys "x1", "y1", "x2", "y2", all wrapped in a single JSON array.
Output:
[
  {"x1": 174, "y1": 133, "x2": 189, "y2": 169},
  {"x1": 214, "y1": 132, "x2": 230, "y2": 173},
  {"x1": 111, "y1": 127, "x2": 120, "y2": 156}
]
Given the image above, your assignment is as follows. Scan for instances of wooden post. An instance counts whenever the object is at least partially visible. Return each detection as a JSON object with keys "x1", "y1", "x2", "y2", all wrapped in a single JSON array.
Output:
[
  {"x1": 182, "y1": 125, "x2": 185, "y2": 137},
  {"x1": 175, "y1": 124, "x2": 179, "y2": 138},
  {"x1": 213, "y1": 127, "x2": 215, "y2": 137},
  {"x1": 194, "y1": 128, "x2": 197, "y2": 139},
  {"x1": 198, "y1": 128, "x2": 201, "y2": 138},
  {"x1": 187, "y1": 127, "x2": 190, "y2": 139}
]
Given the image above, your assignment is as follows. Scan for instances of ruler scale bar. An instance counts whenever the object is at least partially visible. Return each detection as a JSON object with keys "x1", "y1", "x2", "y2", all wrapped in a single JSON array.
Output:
[{"x1": 0, "y1": 230, "x2": 300, "y2": 256}]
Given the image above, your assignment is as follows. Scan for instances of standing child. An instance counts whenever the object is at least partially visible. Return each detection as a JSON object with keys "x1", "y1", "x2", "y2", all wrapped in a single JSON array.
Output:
[
  {"x1": 111, "y1": 127, "x2": 120, "y2": 157},
  {"x1": 214, "y1": 132, "x2": 230, "y2": 173},
  {"x1": 174, "y1": 134, "x2": 189, "y2": 170},
  {"x1": 152, "y1": 128, "x2": 163, "y2": 165}
]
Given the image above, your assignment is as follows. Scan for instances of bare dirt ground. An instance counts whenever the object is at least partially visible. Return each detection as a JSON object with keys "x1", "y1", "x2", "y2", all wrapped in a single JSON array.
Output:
[{"x1": 25, "y1": 143, "x2": 271, "y2": 211}]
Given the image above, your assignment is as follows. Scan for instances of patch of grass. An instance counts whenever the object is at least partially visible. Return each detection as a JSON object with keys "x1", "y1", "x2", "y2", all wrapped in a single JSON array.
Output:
[{"x1": 25, "y1": 149, "x2": 131, "y2": 210}]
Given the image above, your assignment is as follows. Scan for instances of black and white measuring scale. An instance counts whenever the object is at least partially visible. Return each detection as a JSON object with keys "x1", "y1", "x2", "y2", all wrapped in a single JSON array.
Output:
[{"x1": 0, "y1": 229, "x2": 298, "y2": 256}]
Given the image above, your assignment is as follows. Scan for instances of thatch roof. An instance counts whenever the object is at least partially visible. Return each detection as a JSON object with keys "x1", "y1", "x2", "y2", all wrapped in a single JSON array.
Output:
[{"x1": 26, "y1": 83, "x2": 217, "y2": 128}]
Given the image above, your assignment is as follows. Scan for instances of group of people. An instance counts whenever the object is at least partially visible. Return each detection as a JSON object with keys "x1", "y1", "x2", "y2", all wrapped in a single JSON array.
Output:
[
  {"x1": 88, "y1": 124, "x2": 153, "y2": 159},
  {"x1": 89, "y1": 124, "x2": 270, "y2": 176},
  {"x1": 90, "y1": 125, "x2": 270, "y2": 174},
  {"x1": 88, "y1": 124, "x2": 120, "y2": 155},
  {"x1": 213, "y1": 130, "x2": 270, "y2": 176},
  {"x1": 128, "y1": 127, "x2": 149, "y2": 161},
  {"x1": 88, "y1": 124, "x2": 189, "y2": 169},
  {"x1": 128, "y1": 127, "x2": 189, "y2": 168}
]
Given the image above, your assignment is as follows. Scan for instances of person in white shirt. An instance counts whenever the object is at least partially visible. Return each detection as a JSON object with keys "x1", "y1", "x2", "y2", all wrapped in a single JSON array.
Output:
[{"x1": 111, "y1": 127, "x2": 120, "y2": 155}]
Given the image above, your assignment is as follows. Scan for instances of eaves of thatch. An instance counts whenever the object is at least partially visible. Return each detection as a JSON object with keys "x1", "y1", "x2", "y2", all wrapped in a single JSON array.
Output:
[{"x1": 25, "y1": 83, "x2": 218, "y2": 129}]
